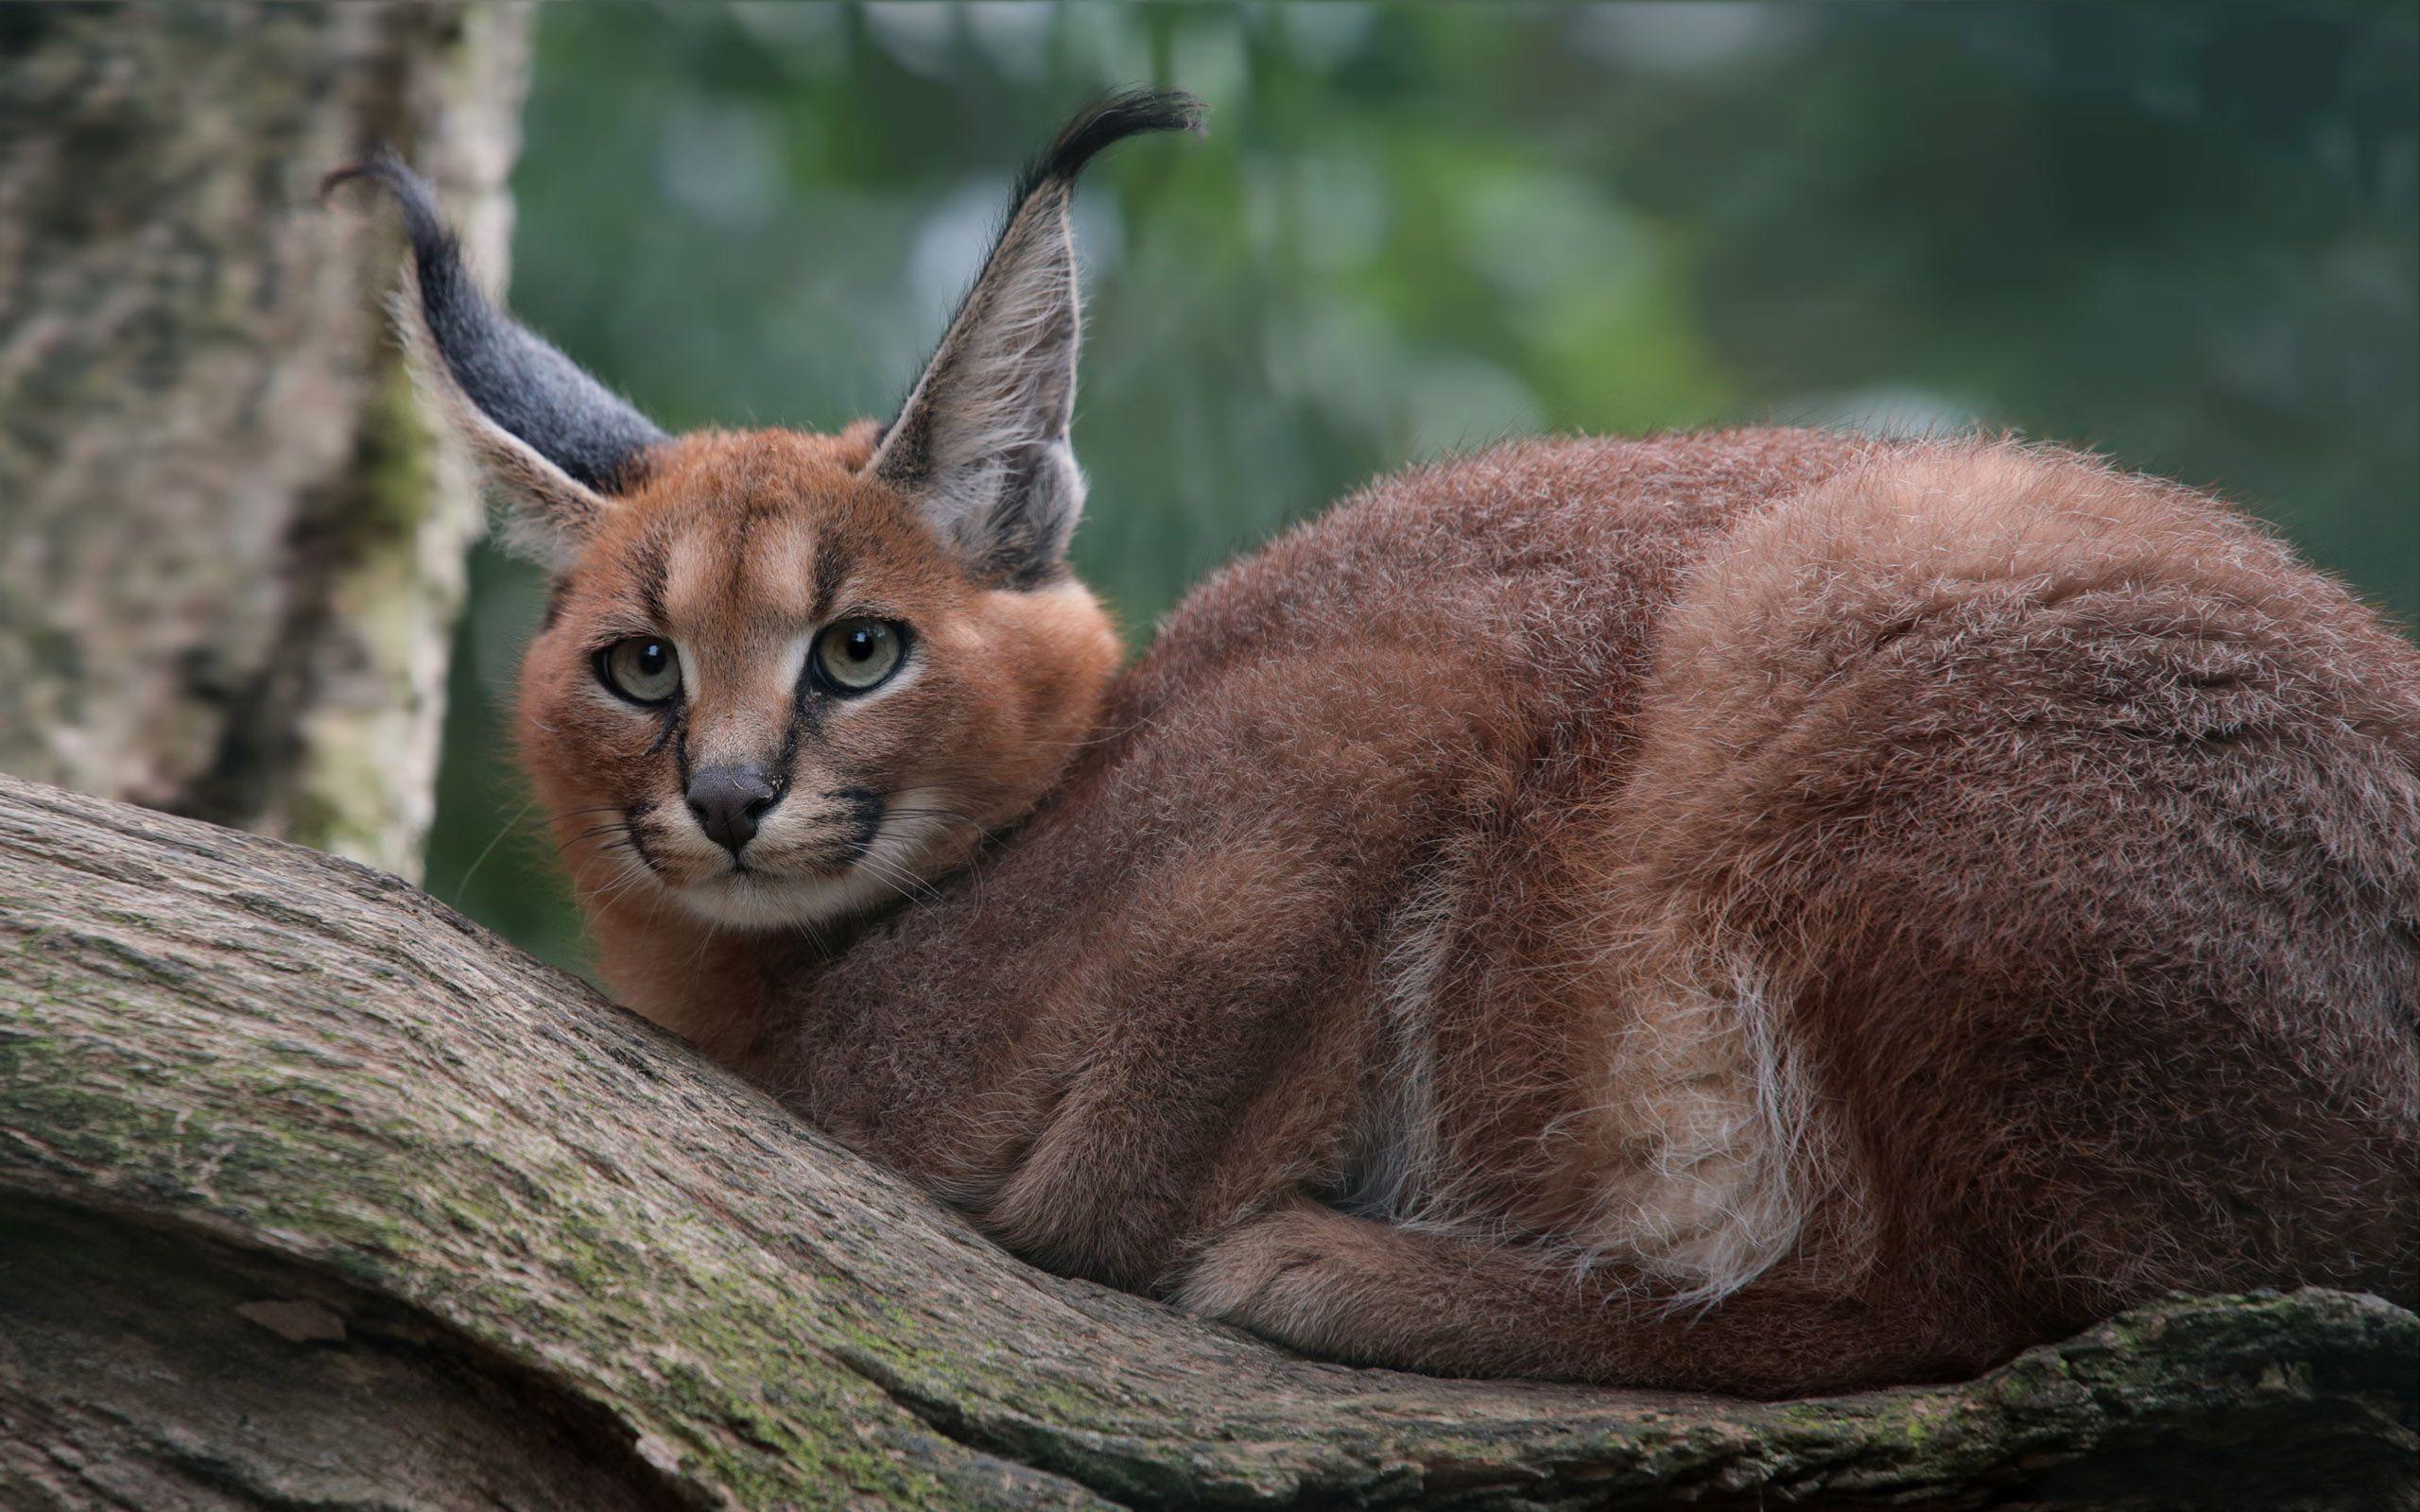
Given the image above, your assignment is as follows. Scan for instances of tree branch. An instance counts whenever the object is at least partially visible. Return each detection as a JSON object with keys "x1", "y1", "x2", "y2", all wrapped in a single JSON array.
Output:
[{"x1": 0, "y1": 771, "x2": 2411, "y2": 1510}]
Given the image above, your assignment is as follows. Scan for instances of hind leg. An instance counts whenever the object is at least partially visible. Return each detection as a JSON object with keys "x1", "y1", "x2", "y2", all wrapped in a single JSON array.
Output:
[
  {"x1": 1213, "y1": 444, "x2": 2420, "y2": 1397},
  {"x1": 1176, "y1": 1195, "x2": 1996, "y2": 1397},
  {"x1": 1609, "y1": 444, "x2": 2420, "y2": 1325}
]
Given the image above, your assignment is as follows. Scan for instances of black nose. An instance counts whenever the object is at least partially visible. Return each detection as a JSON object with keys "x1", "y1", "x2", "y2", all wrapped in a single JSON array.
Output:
[{"x1": 686, "y1": 765, "x2": 781, "y2": 857}]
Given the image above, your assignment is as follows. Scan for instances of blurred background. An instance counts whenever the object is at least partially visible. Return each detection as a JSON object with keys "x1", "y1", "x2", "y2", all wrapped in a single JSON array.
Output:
[{"x1": 429, "y1": 2, "x2": 2419, "y2": 970}]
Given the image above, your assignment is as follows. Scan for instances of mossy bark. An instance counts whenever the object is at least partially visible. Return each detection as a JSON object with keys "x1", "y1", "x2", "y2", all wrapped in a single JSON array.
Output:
[
  {"x1": 0, "y1": 1, "x2": 529, "y2": 881},
  {"x1": 0, "y1": 770, "x2": 2411, "y2": 1510}
]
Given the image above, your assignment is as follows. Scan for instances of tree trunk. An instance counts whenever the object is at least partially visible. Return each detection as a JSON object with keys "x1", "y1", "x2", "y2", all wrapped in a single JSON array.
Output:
[
  {"x1": 0, "y1": 0, "x2": 530, "y2": 881},
  {"x1": 0, "y1": 770, "x2": 2411, "y2": 1512}
]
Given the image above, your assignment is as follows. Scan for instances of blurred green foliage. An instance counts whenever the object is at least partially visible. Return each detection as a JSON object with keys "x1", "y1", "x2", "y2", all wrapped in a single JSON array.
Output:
[{"x1": 427, "y1": 1, "x2": 2420, "y2": 971}]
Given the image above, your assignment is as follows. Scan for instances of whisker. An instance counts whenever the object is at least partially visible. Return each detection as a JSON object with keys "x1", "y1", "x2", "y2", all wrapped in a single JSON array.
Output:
[
  {"x1": 542, "y1": 804, "x2": 630, "y2": 823},
  {"x1": 585, "y1": 838, "x2": 664, "y2": 908},
  {"x1": 856, "y1": 847, "x2": 944, "y2": 907},
  {"x1": 881, "y1": 807, "x2": 994, "y2": 835},
  {"x1": 687, "y1": 914, "x2": 722, "y2": 973},
  {"x1": 451, "y1": 795, "x2": 538, "y2": 903}
]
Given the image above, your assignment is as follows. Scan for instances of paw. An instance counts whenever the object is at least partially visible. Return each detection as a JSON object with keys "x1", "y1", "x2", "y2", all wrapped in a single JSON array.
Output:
[{"x1": 1171, "y1": 1201, "x2": 1367, "y2": 1352}]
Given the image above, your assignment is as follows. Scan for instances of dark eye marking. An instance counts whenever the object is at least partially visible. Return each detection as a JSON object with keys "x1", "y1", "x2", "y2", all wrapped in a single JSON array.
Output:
[
  {"x1": 645, "y1": 702, "x2": 682, "y2": 756},
  {"x1": 622, "y1": 803, "x2": 664, "y2": 875},
  {"x1": 811, "y1": 544, "x2": 852, "y2": 625},
  {"x1": 632, "y1": 532, "x2": 670, "y2": 627},
  {"x1": 837, "y1": 786, "x2": 885, "y2": 862}
]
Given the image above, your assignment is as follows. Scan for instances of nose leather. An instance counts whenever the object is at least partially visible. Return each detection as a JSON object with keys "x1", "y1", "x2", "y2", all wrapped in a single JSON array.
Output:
[{"x1": 686, "y1": 764, "x2": 781, "y2": 857}]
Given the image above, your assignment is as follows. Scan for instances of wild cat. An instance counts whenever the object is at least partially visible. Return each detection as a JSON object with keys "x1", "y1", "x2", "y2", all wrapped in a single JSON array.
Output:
[{"x1": 332, "y1": 90, "x2": 2417, "y2": 1397}]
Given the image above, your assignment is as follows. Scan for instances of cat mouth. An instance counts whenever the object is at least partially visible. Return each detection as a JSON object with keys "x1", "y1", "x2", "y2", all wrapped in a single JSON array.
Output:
[
  {"x1": 668, "y1": 854, "x2": 908, "y2": 931},
  {"x1": 605, "y1": 790, "x2": 967, "y2": 930},
  {"x1": 660, "y1": 808, "x2": 924, "y2": 931},
  {"x1": 709, "y1": 823, "x2": 884, "y2": 885},
  {"x1": 698, "y1": 850, "x2": 854, "y2": 888}
]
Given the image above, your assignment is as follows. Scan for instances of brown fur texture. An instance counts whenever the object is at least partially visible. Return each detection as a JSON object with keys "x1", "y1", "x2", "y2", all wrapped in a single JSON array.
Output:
[
  {"x1": 521, "y1": 422, "x2": 1121, "y2": 1063},
  {"x1": 515, "y1": 424, "x2": 2420, "y2": 1397},
  {"x1": 354, "y1": 88, "x2": 2412, "y2": 1397}
]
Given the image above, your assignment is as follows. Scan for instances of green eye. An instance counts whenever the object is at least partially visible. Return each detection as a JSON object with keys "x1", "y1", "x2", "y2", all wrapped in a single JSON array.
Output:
[
  {"x1": 599, "y1": 636, "x2": 682, "y2": 704},
  {"x1": 812, "y1": 618, "x2": 905, "y2": 694}
]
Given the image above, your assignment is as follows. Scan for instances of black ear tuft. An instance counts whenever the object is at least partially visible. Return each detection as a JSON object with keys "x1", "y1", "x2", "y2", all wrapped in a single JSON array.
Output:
[
  {"x1": 325, "y1": 150, "x2": 665, "y2": 499},
  {"x1": 321, "y1": 150, "x2": 451, "y2": 259},
  {"x1": 1015, "y1": 88, "x2": 1205, "y2": 203}
]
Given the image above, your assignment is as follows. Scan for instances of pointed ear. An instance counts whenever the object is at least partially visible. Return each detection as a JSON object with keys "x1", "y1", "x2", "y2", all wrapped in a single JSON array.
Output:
[
  {"x1": 324, "y1": 152, "x2": 666, "y2": 569},
  {"x1": 869, "y1": 89, "x2": 1201, "y2": 587}
]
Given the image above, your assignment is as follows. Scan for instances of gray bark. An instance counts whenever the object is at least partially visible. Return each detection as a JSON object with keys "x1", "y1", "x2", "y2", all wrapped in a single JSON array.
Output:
[
  {"x1": 0, "y1": 0, "x2": 530, "y2": 881},
  {"x1": 0, "y1": 769, "x2": 2411, "y2": 1511}
]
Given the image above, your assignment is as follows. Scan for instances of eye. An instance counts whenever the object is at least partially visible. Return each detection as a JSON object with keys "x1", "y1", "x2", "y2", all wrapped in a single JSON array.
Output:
[
  {"x1": 597, "y1": 636, "x2": 682, "y2": 705},
  {"x1": 812, "y1": 618, "x2": 906, "y2": 694}
]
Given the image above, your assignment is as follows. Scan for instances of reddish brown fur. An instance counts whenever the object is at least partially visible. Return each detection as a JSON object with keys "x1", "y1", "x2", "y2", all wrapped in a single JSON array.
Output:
[
  {"x1": 521, "y1": 422, "x2": 1119, "y2": 1063},
  {"x1": 518, "y1": 423, "x2": 2419, "y2": 1397}
]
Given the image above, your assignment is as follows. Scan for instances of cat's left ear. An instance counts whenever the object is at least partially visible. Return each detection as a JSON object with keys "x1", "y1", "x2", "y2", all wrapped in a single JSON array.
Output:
[
  {"x1": 870, "y1": 90, "x2": 1201, "y2": 586},
  {"x1": 324, "y1": 152, "x2": 665, "y2": 569}
]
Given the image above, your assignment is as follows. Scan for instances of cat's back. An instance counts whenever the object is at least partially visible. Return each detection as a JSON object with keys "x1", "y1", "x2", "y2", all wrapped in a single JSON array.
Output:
[
  {"x1": 1108, "y1": 430, "x2": 1897, "y2": 774},
  {"x1": 1116, "y1": 424, "x2": 2416, "y2": 769},
  {"x1": 1112, "y1": 426, "x2": 1889, "y2": 748}
]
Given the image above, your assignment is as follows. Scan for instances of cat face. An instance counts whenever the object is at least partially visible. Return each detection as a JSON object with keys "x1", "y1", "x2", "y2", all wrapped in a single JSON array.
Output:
[
  {"x1": 327, "y1": 92, "x2": 1200, "y2": 931},
  {"x1": 516, "y1": 425, "x2": 1118, "y2": 930}
]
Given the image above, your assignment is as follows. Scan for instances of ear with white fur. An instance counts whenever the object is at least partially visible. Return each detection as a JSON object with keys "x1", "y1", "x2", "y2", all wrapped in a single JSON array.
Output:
[
  {"x1": 324, "y1": 152, "x2": 666, "y2": 568},
  {"x1": 869, "y1": 89, "x2": 1201, "y2": 587}
]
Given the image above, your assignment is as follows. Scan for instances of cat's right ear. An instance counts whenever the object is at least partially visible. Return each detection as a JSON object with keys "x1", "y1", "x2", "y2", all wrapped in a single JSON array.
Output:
[{"x1": 323, "y1": 152, "x2": 664, "y2": 569}]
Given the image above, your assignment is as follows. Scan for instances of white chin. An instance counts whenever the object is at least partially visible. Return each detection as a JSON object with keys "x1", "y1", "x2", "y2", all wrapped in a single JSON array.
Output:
[{"x1": 668, "y1": 865, "x2": 903, "y2": 932}]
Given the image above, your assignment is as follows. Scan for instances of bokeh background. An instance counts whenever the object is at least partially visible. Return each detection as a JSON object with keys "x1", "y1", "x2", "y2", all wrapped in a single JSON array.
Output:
[{"x1": 427, "y1": 1, "x2": 2420, "y2": 971}]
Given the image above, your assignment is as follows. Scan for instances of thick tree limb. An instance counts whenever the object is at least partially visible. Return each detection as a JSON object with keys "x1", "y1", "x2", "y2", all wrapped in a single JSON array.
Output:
[{"x1": 0, "y1": 771, "x2": 2411, "y2": 1510}]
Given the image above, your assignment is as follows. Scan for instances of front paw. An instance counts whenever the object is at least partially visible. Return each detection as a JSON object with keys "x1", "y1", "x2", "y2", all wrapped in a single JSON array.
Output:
[{"x1": 1171, "y1": 1200, "x2": 1371, "y2": 1354}]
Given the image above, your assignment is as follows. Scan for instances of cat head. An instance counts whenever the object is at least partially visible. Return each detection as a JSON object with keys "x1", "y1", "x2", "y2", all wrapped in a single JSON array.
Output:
[{"x1": 332, "y1": 90, "x2": 1200, "y2": 929}]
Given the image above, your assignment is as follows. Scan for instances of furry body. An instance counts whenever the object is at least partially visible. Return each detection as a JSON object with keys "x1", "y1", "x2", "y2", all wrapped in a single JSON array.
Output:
[
  {"x1": 342, "y1": 94, "x2": 2420, "y2": 1396},
  {"x1": 561, "y1": 426, "x2": 2418, "y2": 1396}
]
